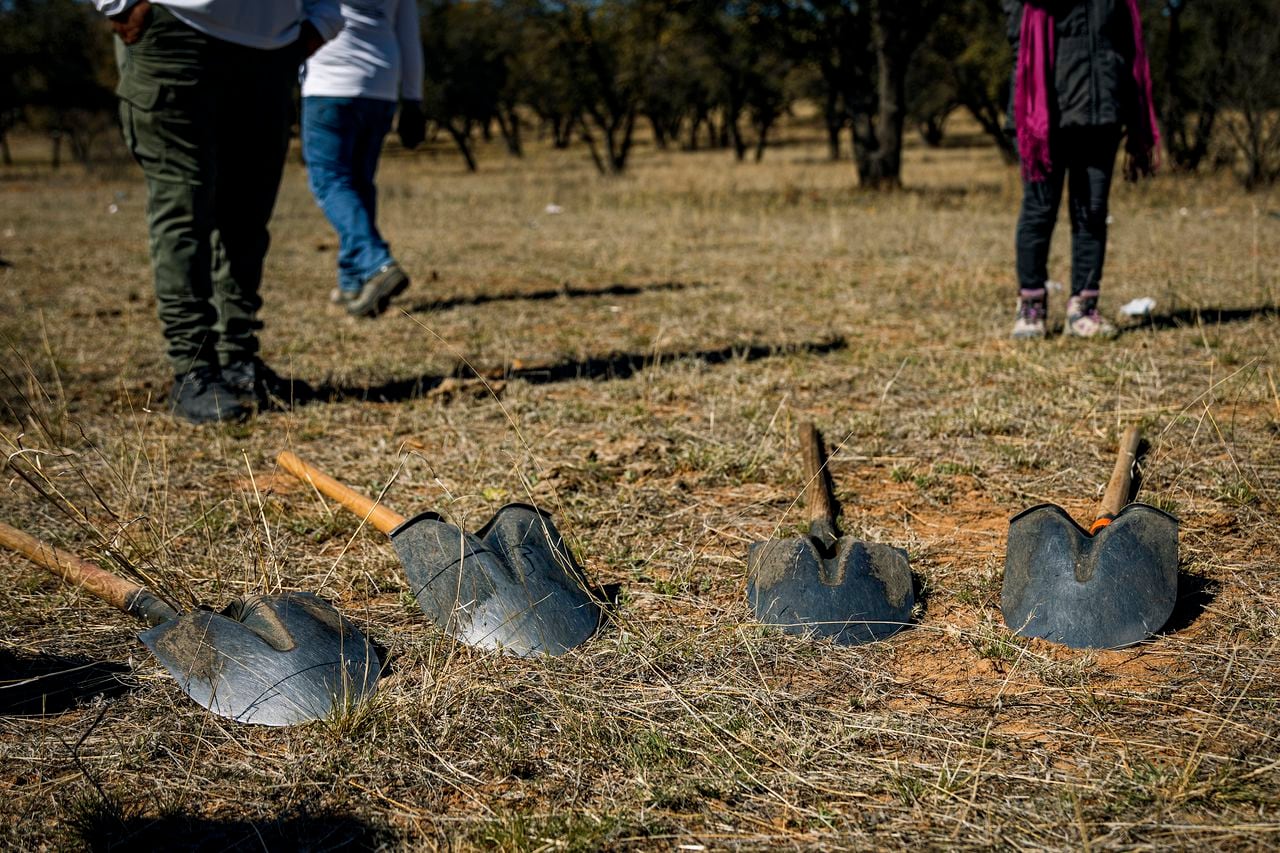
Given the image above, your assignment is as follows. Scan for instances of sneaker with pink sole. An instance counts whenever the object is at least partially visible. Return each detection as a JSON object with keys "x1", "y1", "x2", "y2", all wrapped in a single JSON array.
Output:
[
  {"x1": 1011, "y1": 288, "x2": 1048, "y2": 340},
  {"x1": 1064, "y1": 291, "x2": 1118, "y2": 339}
]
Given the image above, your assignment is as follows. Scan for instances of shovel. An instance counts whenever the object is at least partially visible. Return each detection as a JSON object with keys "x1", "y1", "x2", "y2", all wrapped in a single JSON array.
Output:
[
  {"x1": 276, "y1": 452, "x2": 602, "y2": 657},
  {"x1": 0, "y1": 521, "x2": 380, "y2": 726},
  {"x1": 746, "y1": 422, "x2": 914, "y2": 644},
  {"x1": 1002, "y1": 425, "x2": 1179, "y2": 649}
]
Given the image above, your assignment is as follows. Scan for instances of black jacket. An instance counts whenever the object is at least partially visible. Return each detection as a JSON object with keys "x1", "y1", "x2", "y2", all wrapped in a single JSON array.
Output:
[{"x1": 1006, "y1": 0, "x2": 1137, "y2": 128}]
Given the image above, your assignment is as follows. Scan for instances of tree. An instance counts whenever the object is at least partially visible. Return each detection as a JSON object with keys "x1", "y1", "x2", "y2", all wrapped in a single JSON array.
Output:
[
  {"x1": 853, "y1": 1, "x2": 946, "y2": 187},
  {"x1": 783, "y1": 1, "x2": 873, "y2": 162},
  {"x1": 914, "y1": 0, "x2": 1016, "y2": 162},
  {"x1": 419, "y1": 0, "x2": 521, "y2": 171},
  {"x1": 499, "y1": 3, "x2": 572, "y2": 150},
  {"x1": 1151, "y1": 0, "x2": 1280, "y2": 187},
  {"x1": 2, "y1": 0, "x2": 117, "y2": 167},
  {"x1": 553, "y1": 0, "x2": 678, "y2": 174},
  {"x1": 1215, "y1": 0, "x2": 1280, "y2": 187}
]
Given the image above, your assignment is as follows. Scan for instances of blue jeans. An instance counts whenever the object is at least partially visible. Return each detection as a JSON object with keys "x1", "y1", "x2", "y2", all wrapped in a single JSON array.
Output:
[{"x1": 302, "y1": 96, "x2": 398, "y2": 294}]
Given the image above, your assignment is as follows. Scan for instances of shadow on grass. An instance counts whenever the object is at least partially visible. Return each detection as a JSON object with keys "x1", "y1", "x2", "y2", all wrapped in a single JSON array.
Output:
[
  {"x1": 72, "y1": 808, "x2": 390, "y2": 852},
  {"x1": 308, "y1": 337, "x2": 847, "y2": 404},
  {"x1": 1120, "y1": 304, "x2": 1278, "y2": 334},
  {"x1": 1160, "y1": 571, "x2": 1218, "y2": 636},
  {"x1": 0, "y1": 649, "x2": 134, "y2": 716},
  {"x1": 403, "y1": 279, "x2": 702, "y2": 314}
]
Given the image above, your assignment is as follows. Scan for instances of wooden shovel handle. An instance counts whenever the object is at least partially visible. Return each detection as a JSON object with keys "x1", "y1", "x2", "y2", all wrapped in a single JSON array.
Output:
[
  {"x1": 0, "y1": 520, "x2": 144, "y2": 614},
  {"x1": 800, "y1": 421, "x2": 838, "y2": 529},
  {"x1": 276, "y1": 451, "x2": 406, "y2": 535},
  {"x1": 1091, "y1": 425, "x2": 1142, "y2": 534}
]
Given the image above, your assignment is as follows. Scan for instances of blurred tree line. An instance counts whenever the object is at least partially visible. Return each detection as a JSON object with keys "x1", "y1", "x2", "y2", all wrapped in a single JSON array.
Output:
[
  {"x1": 0, "y1": 0, "x2": 117, "y2": 167},
  {"x1": 1, "y1": 0, "x2": 1278, "y2": 188}
]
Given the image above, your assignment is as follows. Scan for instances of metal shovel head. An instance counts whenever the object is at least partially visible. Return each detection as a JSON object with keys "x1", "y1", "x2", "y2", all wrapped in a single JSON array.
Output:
[
  {"x1": 1002, "y1": 503, "x2": 1179, "y2": 649},
  {"x1": 746, "y1": 534, "x2": 914, "y2": 644},
  {"x1": 390, "y1": 504, "x2": 601, "y2": 657},
  {"x1": 138, "y1": 592, "x2": 381, "y2": 727}
]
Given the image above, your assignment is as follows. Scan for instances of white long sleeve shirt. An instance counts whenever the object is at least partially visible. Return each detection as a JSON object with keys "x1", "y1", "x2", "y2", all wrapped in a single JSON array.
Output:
[
  {"x1": 301, "y1": 0, "x2": 423, "y2": 103},
  {"x1": 93, "y1": 1, "x2": 344, "y2": 51}
]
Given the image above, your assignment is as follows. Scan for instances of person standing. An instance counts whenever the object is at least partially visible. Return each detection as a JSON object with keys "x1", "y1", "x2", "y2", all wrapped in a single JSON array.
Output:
[
  {"x1": 301, "y1": 0, "x2": 425, "y2": 318},
  {"x1": 99, "y1": 0, "x2": 343, "y2": 423},
  {"x1": 1008, "y1": 0, "x2": 1160, "y2": 340}
]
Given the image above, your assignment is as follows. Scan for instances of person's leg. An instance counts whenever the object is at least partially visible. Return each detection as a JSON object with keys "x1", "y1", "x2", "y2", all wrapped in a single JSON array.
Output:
[
  {"x1": 210, "y1": 40, "x2": 296, "y2": 369},
  {"x1": 302, "y1": 96, "x2": 368, "y2": 297},
  {"x1": 342, "y1": 98, "x2": 408, "y2": 318},
  {"x1": 302, "y1": 96, "x2": 400, "y2": 302},
  {"x1": 1064, "y1": 125, "x2": 1122, "y2": 338},
  {"x1": 1012, "y1": 156, "x2": 1066, "y2": 338},
  {"x1": 115, "y1": 7, "x2": 245, "y2": 421},
  {"x1": 349, "y1": 98, "x2": 398, "y2": 277},
  {"x1": 117, "y1": 9, "x2": 218, "y2": 372}
]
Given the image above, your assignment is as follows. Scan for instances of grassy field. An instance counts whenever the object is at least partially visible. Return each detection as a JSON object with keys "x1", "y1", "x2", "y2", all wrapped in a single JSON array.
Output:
[{"x1": 1, "y1": 117, "x2": 1278, "y2": 850}]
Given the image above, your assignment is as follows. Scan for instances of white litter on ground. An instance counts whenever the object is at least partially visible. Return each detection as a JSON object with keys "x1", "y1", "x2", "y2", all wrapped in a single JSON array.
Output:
[
  {"x1": 1120, "y1": 297, "x2": 1157, "y2": 317},
  {"x1": 544, "y1": 203, "x2": 563, "y2": 215}
]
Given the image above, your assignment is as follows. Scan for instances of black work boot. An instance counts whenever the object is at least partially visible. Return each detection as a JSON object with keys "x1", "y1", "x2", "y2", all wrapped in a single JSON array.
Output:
[
  {"x1": 222, "y1": 357, "x2": 301, "y2": 409},
  {"x1": 168, "y1": 366, "x2": 248, "y2": 424}
]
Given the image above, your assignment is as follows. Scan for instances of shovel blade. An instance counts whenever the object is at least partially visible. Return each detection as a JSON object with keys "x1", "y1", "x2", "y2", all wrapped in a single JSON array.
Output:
[
  {"x1": 139, "y1": 592, "x2": 381, "y2": 727},
  {"x1": 747, "y1": 535, "x2": 914, "y2": 644},
  {"x1": 1002, "y1": 503, "x2": 1179, "y2": 649},
  {"x1": 391, "y1": 505, "x2": 601, "y2": 657}
]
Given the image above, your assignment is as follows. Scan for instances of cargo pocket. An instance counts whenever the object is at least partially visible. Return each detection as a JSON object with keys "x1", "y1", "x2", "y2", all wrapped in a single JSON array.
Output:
[
  {"x1": 117, "y1": 73, "x2": 164, "y2": 170},
  {"x1": 117, "y1": 72, "x2": 162, "y2": 112}
]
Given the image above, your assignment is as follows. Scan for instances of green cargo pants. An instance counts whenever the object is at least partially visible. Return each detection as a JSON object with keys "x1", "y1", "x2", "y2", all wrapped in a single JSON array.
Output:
[{"x1": 116, "y1": 6, "x2": 300, "y2": 373}]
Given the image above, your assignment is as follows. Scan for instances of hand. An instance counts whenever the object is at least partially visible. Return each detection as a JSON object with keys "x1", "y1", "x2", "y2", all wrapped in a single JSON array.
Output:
[
  {"x1": 110, "y1": 1, "x2": 152, "y2": 45},
  {"x1": 397, "y1": 101, "x2": 426, "y2": 150},
  {"x1": 297, "y1": 20, "x2": 326, "y2": 59}
]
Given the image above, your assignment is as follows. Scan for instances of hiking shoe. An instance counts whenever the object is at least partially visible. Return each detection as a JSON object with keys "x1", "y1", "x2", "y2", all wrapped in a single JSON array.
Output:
[
  {"x1": 1064, "y1": 293, "x2": 1118, "y2": 339},
  {"x1": 168, "y1": 366, "x2": 248, "y2": 424},
  {"x1": 1011, "y1": 288, "x2": 1048, "y2": 340},
  {"x1": 347, "y1": 262, "x2": 410, "y2": 318},
  {"x1": 222, "y1": 357, "x2": 298, "y2": 408}
]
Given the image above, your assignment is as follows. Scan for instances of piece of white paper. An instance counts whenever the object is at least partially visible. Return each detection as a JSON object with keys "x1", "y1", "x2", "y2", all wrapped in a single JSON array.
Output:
[{"x1": 1120, "y1": 297, "x2": 1156, "y2": 316}]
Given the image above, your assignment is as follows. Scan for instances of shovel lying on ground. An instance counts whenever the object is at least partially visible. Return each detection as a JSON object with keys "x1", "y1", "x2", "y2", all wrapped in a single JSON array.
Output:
[
  {"x1": 746, "y1": 422, "x2": 914, "y2": 644},
  {"x1": 0, "y1": 521, "x2": 380, "y2": 726},
  {"x1": 276, "y1": 452, "x2": 602, "y2": 657},
  {"x1": 1002, "y1": 425, "x2": 1179, "y2": 649}
]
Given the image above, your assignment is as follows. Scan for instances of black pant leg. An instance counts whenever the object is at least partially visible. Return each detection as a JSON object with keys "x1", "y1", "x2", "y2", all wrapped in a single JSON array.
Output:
[{"x1": 1065, "y1": 125, "x2": 1121, "y2": 298}]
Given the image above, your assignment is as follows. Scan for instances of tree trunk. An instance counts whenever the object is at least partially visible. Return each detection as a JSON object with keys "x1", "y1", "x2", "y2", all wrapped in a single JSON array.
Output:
[
  {"x1": 851, "y1": 3, "x2": 918, "y2": 190},
  {"x1": 648, "y1": 113, "x2": 668, "y2": 150},
  {"x1": 1161, "y1": 5, "x2": 1216, "y2": 172},
  {"x1": 685, "y1": 112, "x2": 702, "y2": 151},
  {"x1": 753, "y1": 122, "x2": 770, "y2": 162},
  {"x1": 496, "y1": 108, "x2": 523, "y2": 157},
  {"x1": 918, "y1": 114, "x2": 945, "y2": 147},
  {"x1": 729, "y1": 118, "x2": 746, "y2": 161},
  {"x1": 551, "y1": 114, "x2": 573, "y2": 149},
  {"x1": 579, "y1": 115, "x2": 607, "y2": 175},
  {"x1": 445, "y1": 122, "x2": 477, "y2": 172},
  {"x1": 825, "y1": 89, "x2": 843, "y2": 160}
]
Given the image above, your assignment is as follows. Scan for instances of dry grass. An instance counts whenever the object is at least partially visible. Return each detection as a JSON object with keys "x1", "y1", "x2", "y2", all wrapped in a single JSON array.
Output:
[{"x1": 1, "y1": 117, "x2": 1278, "y2": 850}]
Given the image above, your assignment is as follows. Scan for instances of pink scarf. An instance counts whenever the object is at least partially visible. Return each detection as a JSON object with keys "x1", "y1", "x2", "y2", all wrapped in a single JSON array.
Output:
[{"x1": 1016, "y1": 0, "x2": 1161, "y2": 182}]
